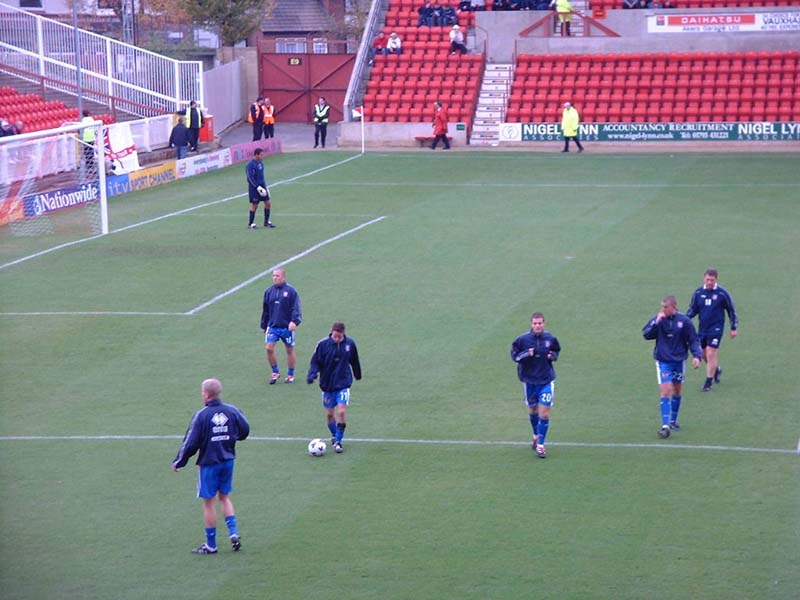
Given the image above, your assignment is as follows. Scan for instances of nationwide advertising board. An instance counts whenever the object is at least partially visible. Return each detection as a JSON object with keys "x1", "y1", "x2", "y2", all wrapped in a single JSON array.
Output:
[{"x1": 499, "y1": 121, "x2": 800, "y2": 142}]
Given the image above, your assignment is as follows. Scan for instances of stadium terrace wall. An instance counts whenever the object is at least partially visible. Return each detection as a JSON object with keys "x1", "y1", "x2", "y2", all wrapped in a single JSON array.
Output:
[
  {"x1": 337, "y1": 121, "x2": 468, "y2": 148},
  {"x1": 475, "y1": 8, "x2": 800, "y2": 63},
  {"x1": 499, "y1": 121, "x2": 800, "y2": 143}
]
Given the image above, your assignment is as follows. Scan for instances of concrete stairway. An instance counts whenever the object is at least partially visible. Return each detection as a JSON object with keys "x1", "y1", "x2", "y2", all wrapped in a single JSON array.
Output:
[{"x1": 470, "y1": 63, "x2": 513, "y2": 146}]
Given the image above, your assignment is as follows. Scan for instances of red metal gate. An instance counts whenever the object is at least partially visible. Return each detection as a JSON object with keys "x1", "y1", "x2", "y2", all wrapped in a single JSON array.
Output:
[{"x1": 259, "y1": 51, "x2": 354, "y2": 123}]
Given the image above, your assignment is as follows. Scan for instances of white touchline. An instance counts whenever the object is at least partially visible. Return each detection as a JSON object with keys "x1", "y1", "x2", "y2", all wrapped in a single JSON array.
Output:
[
  {"x1": 0, "y1": 154, "x2": 363, "y2": 272},
  {"x1": 185, "y1": 215, "x2": 386, "y2": 315},
  {"x1": 0, "y1": 435, "x2": 796, "y2": 455}
]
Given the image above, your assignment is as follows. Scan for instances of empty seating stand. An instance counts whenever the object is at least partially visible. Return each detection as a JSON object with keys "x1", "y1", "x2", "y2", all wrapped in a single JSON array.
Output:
[
  {"x1": 506, "y1": 51, "x2": 800, "y2": 123},
  {"x1": 361, "y1": 2, "x2": 485, "y2": 131},
  {"x1": 0, "y1": 88, "x2": 115, "y2": 133}
]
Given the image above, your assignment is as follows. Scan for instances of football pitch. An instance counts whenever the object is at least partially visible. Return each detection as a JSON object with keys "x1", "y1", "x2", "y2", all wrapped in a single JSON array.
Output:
[{"x1": 1, "y1": 150, "x2": 798, "y2": 600}]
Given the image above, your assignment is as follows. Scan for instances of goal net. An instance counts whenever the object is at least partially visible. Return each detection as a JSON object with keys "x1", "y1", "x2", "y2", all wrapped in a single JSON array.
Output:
[{"x1": 0, "y1": 120, "x2": 108, "y2": 251}]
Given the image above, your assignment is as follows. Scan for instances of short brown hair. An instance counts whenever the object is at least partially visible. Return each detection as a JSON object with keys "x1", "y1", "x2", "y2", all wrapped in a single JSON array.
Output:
[
  {"x1": 704, "y1": 268, "x2": 718, "y2": 278},
  {"x1": 331, "y1": 322, "x2": 346, "y2": 334},
  {"x1": 531, "y1": 312, "x2": 545, "y2": 320}
]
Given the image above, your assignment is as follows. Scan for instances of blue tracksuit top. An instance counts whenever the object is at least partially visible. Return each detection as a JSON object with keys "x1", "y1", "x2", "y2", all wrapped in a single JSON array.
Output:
[
  {"x1": 685, "y1": 284, "x2": 738, "y2": 335},
  {"x1": 260, "y1": 283, "x2": 302, "y2": 330},
  {"x1": 642, "y1": 312, "x2": 702, "y2": 362},
  {"x1": 510, "y1": 330, "x2": 561, "y2": 385},
  {"x1": 172, "y1": 399, "x2": 250, "y2": 468},
  {"x1": 307, "y1": 334, "x2": 362, "y2": 392},
  {"x1": 246, "y1": 158, "x2": 266, "y2": 190}
]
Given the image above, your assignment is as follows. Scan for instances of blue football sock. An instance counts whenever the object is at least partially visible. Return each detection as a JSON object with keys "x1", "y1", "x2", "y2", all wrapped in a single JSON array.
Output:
[
  {"x1": 671, "y1": 396, "x2": 682, "y2": 423},
  {"x1": 225, "y1": 515, "x2": 238, "y2": 537},
  {"x1": 659, "y1": 397, "x2": 671, "y2": 426},
  {"x1": 205, "y1": 527, "x2": 217, "y2": 549},
  {"x1": 537, "y1": 418, "x2": 550, "y2": 445},
  {"x1": 529, "y1": 413, "x2": 539, "y2": 436},
  {"x1": 327, "y1": 421, "x2": 337, "y2": 437},
  {"x1": 336, "y1": 422, "x2": 346, "y2": 443},
  {"x1": 271, "y1": 364, "x2": 279, "y2": 374},
  {"x1": 288, "y1": 367, "x2": 295, "y2": 376}
]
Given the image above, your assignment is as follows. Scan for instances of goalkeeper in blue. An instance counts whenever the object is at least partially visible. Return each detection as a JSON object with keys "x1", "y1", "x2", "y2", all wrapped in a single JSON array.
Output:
[
  {"x1": 172, "y1": 378, "x2": 250, "y2": 555},
  {"x1": 510, "y1": 312, "x2": 561, "y2": 459},
  {"x1": 642, "y1": 296, "x2": 702, "y2": 438},
  {"x1": 686, "y1": 268, "x2": 738, "y2": 392},
  {"x1": 307, "y1": 322, "x2": 362, "y2": 454},
  {"x1": 245, "y1": 148, "x2": 274, "y2": 229}
]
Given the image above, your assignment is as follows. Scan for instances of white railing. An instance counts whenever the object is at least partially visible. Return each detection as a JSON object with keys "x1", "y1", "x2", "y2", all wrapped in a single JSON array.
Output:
[{"x1": 0, "y1": 2, "x2": 203, "y2": 117}]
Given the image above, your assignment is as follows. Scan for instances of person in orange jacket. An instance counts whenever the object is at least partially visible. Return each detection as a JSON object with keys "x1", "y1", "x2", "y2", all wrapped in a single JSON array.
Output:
[{"x1": 431, "y1": 101, "x2": 450, "y2": 150}]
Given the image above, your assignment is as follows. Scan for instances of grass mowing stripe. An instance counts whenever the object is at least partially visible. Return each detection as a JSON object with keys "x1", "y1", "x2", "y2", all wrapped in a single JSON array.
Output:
[
  {"x1": 295, "y1": 181, "x2": 800, "y2": 189},
  {"x1": 0, "y1": 154, "x2": 363, "y2": 272},
  {"x1": 0, "y1": 434, "x2": 795, "y2": 455}
]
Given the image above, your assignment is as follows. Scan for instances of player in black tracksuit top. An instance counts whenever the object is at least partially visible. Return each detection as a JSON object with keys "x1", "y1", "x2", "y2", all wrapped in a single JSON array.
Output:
[
  {"x1": 642, "y1": 295, "x2": 701, "y2": 437},
  {"x1": 510, "y1": 312, "x2": 561, "y2": 458},
  {"x1": 685, "y1": 268, "x2": 738, "y2": 392},
  {"x1": 307, "y1": 322, "x2": 362, "y2": 453},
  {"x1": 172, "y1": 378, "x2": 250, "y2": 554}
]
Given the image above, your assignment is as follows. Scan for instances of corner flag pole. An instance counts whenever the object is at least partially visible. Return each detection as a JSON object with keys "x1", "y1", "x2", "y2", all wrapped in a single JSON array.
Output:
[{"x1": 359, "y1": 106, "x2": 365, "y2": 155}]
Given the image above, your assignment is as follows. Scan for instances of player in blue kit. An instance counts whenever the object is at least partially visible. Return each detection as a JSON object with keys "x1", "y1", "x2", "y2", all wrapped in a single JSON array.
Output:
[
  {"x1": 261, "y1": 267, "x2": 302, "y2": 384},
  {"x1": 686, "y1": 268, "x2": 738, "y2": 392},
  {"x1": 511, "y1": 312, "x2": 561, "y2": 459},
  {"x1": 245, "y1": 148, "x2": 275, "y2": 229},
  {"x1": 307, "y1": 322, "x2": 362, "y2": 453},
  {"x1": 642, "y1": 296, "x2": 702, "y2": 438},
  {"x1": 172, "y1": 378, "x2": 250, "y2": 555}
]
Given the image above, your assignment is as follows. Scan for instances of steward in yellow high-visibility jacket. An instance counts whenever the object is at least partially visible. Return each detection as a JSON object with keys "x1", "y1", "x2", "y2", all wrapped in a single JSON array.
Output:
[{"x1": 560, "y1": 102, "x2": 584, "y2": 153}]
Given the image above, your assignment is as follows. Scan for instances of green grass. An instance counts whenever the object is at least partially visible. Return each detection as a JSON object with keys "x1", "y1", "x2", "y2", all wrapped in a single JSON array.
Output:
[{"x1": 1, "y1": 151, "x2": 799, "y2": 600}]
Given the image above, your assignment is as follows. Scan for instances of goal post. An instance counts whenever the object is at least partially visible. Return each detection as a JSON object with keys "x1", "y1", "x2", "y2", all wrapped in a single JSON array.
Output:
[{"x1": 0, "y1": 120, "x2": 108, "y2": 244}]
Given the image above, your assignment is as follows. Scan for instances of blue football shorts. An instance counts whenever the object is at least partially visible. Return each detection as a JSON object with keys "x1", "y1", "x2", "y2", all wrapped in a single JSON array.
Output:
[
  {"x1": 249, "y1": 187, "x2": 269, "y2": 203},
  {"x1": 699, "y1": 332, "x2": 723, "y2": 349},
  {"x1": 322, "y1": 388, "x2": 350, "y2": 409},
  {"x1": 196, "y1": 459, "x2": 235, "y2": 499},
  {"x1": 265, "y1": 327, "x2": 296, "y2": 347},
  {"x1": 523, "y1": 381, "x2": 554, "y2": 408},
  {"x1": 656, "y1": 360, "x2": 685, "y2": 384}
]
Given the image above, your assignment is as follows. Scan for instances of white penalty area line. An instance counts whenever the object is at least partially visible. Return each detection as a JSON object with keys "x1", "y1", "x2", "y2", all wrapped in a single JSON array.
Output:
[
  {"x1": 0, "y1": 214, "x2": 386, "y2": 318},
  {"x1": 0, "y1": 434, "x2": 796, "y2": 455},
  {"x1": 0, "y1": 154, "x2": 363, "y2": 272},
  {"x1": 185, "y1": 215, "x2": 386, "y2": 315}
]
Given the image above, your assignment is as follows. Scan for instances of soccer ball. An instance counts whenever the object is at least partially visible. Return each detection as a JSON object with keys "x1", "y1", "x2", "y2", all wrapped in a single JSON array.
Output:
[{"x1": 307, "y1": 438, "x2": 327, "y2": 457}]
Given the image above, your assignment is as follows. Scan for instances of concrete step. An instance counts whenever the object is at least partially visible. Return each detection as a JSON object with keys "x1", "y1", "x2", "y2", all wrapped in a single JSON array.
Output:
[
  {"x1": 486, "y1": 64, "x2": 513, "y2": 71},
  {"x1": 478, "y1": 97, "x2": 506, "y2": 106},
  {"x1": 481, "y1": 84, "x2": 510, "y2": 93}
]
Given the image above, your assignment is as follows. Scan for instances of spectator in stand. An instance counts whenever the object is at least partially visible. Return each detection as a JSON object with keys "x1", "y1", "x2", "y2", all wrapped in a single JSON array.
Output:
[
  {"x1": 470, "y1": 0, "x2": 486, "y2": 10},
  {"x1": 623, "y1": 0, "x2": 644, "y2": 7},
  {"x1": 493, "y1": 0, "x2": 512, "y2": 10},
  {"x1": 369, "y1": 31, "x2": 387, "y2": 65},
  {"x1": 168, "y1": 116, "x2": 190, "y2": 160},
  {"x1": 550, "y1": 0, "x2": 574, "y2": 36},
  {"x1": 431, "y1": 101, "x2": 450, "y2": 150},
  {"x1": 418, "y1": 1, "x2": 434, "y2": 25},
  {"x1": 458, "y1": 0, "x2": 472, "y2": 11},
  {"x1": 449, "y1": 24, "x2": 468, "y2": 55},
  {"x1": 441, "y1": 3, "x2": 458, "y2": 24},
  {"x1": 0, "y1": 119, "x2": 11, "y2": 137},
  {"x1": 386, "y1": 31, "x2": 403, "y2": 55},
  {"x1": 430, "y1": 0, "x2": 443, "y2": 25}
]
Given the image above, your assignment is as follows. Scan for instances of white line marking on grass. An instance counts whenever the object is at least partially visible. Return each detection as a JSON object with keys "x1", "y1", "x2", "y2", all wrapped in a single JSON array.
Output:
[
  {"x1": 185, "y1": 215, "x2": 386, "y2": 315},
  {"x1": 0, "y1": 155, "x2": 363, "y2": 272},
  {"x1": 183, "y1": 212, "x2": 378, "y2": 218},
  {"x1": 0, "y1": 434, "x2": 795, "y2": 455},
  {"x1": 0, "y1": 311, "x2": 187, "y2": 317},
  {"x1": 295, "y1": 181, "x2": 800, "y2": 190}
]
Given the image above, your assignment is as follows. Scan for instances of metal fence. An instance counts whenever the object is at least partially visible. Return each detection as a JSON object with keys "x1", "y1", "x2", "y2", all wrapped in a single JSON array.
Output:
[{"x1": 0, "y1": 2, "x2": 203, "y2": 117}]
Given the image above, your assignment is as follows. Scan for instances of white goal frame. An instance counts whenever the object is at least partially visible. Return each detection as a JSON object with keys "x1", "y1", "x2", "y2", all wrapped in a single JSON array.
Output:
[{"x1": 0, "y1": 119, "x2": 108, "y2": 235}]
